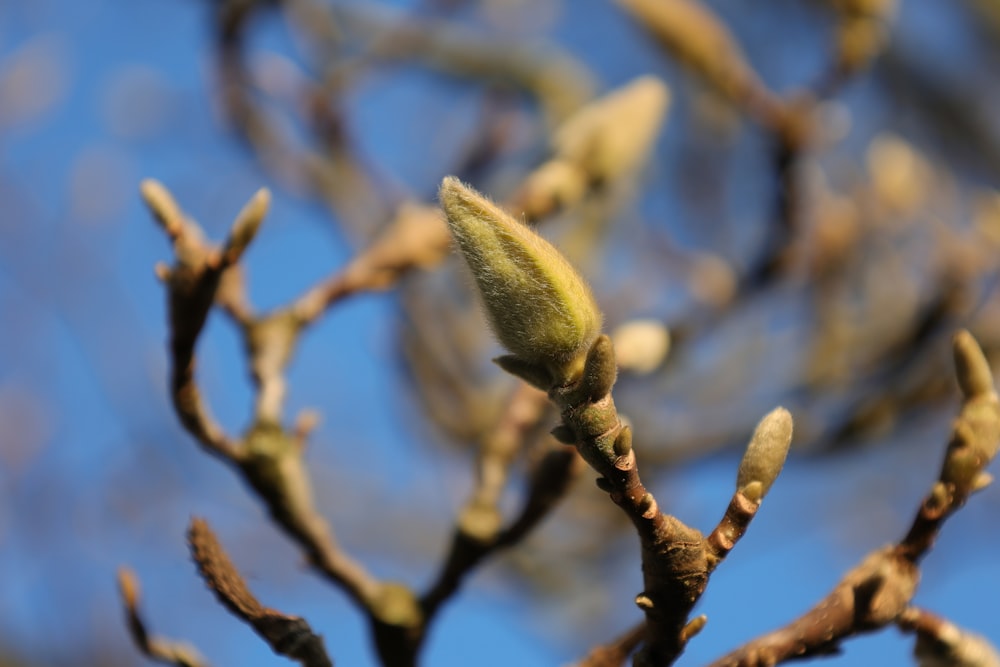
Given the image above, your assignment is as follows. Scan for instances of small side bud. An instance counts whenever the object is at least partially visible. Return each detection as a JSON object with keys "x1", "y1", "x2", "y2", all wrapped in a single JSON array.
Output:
[
  {"x1": 971, "y1": 472, "x2": 994, "y2": 494},
  {"x1": 736, "y1": 407, "x2": 793, "y2": 499},
  {"x1": 140, "y1": 178, "x2": 184, "y2": 236},
  {"x1": 457, "y1": 503, "x2": 503, "y2": 543},
  {"x1": 680, "y1": 615, "x2": 708, "y2": 643},
  {"x1": 154, "y1": 261, "x2": 171, "y2": 282},
  {"x1": 495, "y1": 354, "x2": 553, "y2": 390},
  {"x1": 927, "y1": 482, "x2": 951, "y2": 515},
  {"x1": 223, "y1": 187, "x2": 270, "y2": 264},
  {"x1": 613, "y1": 424, "x2": 633, "y2": 457},
  {"x1": 441, "y1": 177, "x2": 603, "y2": 388},
  {"x1": 635, "y1": 594, "x2": 654, "y2": 610},
  {"x1": 739, "y1": 480, "x2": 765, "y2": 504},
  {"x1": 580, "y1": 334, "x2": 618, "y2": 399},
  {"x1": 117, "y1": 567, "x2": 140, "y2": 607},
  {"x1": 551, "y1": 423, "x2": 577, "y2": 445},
  {"x1": 638, "y1": 492, "x2": 658, "y2": 518},
  {"x1": 953, "y1": 330, "x2": 994, "y2": 400}
]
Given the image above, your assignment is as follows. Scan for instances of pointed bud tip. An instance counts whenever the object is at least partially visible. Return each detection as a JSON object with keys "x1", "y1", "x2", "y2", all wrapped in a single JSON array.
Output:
[
  {"x1": 761, "y1": 406, "x2": 793, "y2": 435},
  {"x1": 139, "y1": 178, "x2": 163, "y2": 198},
  {"x1": 242, "y1": 187, "x2": 271, "y2": 225},
  {"x1": 117, "y1": 567, "x2": 139, "y2": 606},
  {"x1": 140, "y1": 179, "x2": 170, "y2": 211},
  {"x1": 439, "y1": 176, "x2": 511, "y2": 241},
  {"x1": 225, "y1": 187, "x2": 271, "y2": 259},
  {"x1": 439, "y1": 176, "x2": 475, "y2": 216},
  {"x1": 140, "y1": 178, "x2": 185, "y2": 235},
  {"x1": 440, "y1": 175, "x2": 462, "y2": 193},
  {"x1": 736, "y1": 407, "x2": 793, "y2": 498},
  {"x1": 953, "y1": 330, "x2": 994, "y2": 399}
]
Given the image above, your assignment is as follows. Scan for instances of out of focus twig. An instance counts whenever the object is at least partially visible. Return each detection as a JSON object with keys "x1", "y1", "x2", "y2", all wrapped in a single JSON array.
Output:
[
  {"x1": 188, "y1": 518, "x2": 334, "y2": 667},
  {"x1": 897, "y1": 607, "x2": 1000, "y2": 667},
  {"x1": 574, "y1": 622, "x2": 647, "y2": 667},
  {"x1": 117, "y1": 567, "x2": 210, "y2": 667}
]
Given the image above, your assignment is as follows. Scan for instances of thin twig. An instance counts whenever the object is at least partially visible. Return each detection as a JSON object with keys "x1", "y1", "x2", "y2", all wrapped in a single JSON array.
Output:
[
  {"x1": 143, "y1": 179, "x2": 264, "y2": 461},
  {"x1": 188, "y1": 518, "x2": 335, "y2": 667},
  {"x1": 117, "y1": 567, "x2": 211, "y2": 667},
  {"x1": 145, "y1": 182, "x2": 387, "y2": 631},
  {"x1": 574, "y1": 622, "x2": 647, "y2": 667}
]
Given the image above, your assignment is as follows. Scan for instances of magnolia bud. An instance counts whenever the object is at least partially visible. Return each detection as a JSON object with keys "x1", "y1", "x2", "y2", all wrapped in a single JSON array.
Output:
[
  {"x1": 440, "y1": 177, "x2": 602, "y2": 388},
  {"x1": 953, "y1": 330, "x2": 994, "y2": 400},
  {"x1": 736, "y1": 407, "x2": 793, "y2": 500},
  {"x1": 552, "y1": 75, "x2": 671, "y2": 183}
]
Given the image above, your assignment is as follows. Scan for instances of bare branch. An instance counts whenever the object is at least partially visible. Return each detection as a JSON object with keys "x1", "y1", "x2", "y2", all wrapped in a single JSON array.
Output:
[
  {"x1": 291, "y1": 202, "x2": 451, "y2": 325},
  {"x1": 188, "y1": 518, "x2": 335, "y2": 667},
  {"x1": 117, "y1": 567, "x2": 211, "y2": 667},
  {"x1": 707, "y1": 331, "x2": 999, "y2": 667},
  {"x1": 146, "y1": 182, "x2": 390, "y2": 640},
  {"x1": 144, "y1": 179, "x2": 261, "y2": 461},
  {"x1": 420, "y1": 382, "x2": 584, "y2": 620},
  {"x1": 574, "y1": 622, "x2": 647, "y2": 667}
]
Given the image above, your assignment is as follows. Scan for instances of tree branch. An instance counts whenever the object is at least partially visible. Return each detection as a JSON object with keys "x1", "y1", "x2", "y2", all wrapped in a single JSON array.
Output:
[
  {"x1": 188, "y1": 518, "x2": 334, "y2": 667},
  {"x1": 897, "y1": 607, "x2": 1000, "y2": 667},
  {"x1": 117, "y1": 567, "x2": 210, "y2": 667},
  {"x1": 707, "y1": 330, "x2": 999, "y2": 667}
]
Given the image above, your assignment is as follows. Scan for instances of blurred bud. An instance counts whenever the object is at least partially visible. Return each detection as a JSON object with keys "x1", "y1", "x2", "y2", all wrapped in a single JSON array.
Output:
[
  {"x1": 681, "y1": 615, "x2": 708, "y2": 642},
  {"x1": 140, "y1": 178, "x2": 185, "y2": 236},
  {"x1": 616, "y1": 0, "x2": 760, "y2": 104},
  {"x1": 440, "y1": 177, "x2": 602, "y2": 388},
  {"x1": 689, "y1": 253, "x2": 737, "y2": 307},
  {"x1": 832, "y1": 0, "x2": 897, "y2": 75},
  {"x1": 867, "y1": 134, "x2": 932, "y2": 218},
  {"x1": 223, "y1": 187, "x2": 269, "y2": 263},
  {"x1": 516, "y1": 77, "x2": 669, "y2": 220},
  {"x1": 736, "y1": 407, "x2": 793, "y2": 499},
  {"x1": 953, "y1": 330, "x2": 995, "y2": 400},
  {"x1": 517, "y1": 160, "x2": 589, "y2": 219},
  {"x1": 912, "y1": 619, "x2": 1000, "y2": 667},
  {"x1": 973, "y1": 191, "x2": 1000, "y2": 246},
  {"x1": 612, "y1": 319, "x2": 670, "y2": 374},
  {"x1": 971, "y1": 472, "x2": 993, "y2": 494},
  {"x1": 117, "y1": 567, "x2": 139, "y2": 607},
  {"x1": 458, "y1": 502, "x2": 503, "y2": 543},
  {"x1": 553, "y1": 75, "x2": 671, "y2": 183}
]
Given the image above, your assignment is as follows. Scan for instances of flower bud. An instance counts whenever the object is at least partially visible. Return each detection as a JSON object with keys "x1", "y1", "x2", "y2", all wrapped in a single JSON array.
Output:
[
  {"x1": 736, "y1": 407, "x2": 793, "y2": 500},
  {"x1": 440, "y1": 177, "x2": 602, "y2": 388},
  {"x1": 552, "y1": 75, "x2": 670, "y2": 183},
  {"x1": 953, "y1": 330, "x2": 994, "y2": 400}
]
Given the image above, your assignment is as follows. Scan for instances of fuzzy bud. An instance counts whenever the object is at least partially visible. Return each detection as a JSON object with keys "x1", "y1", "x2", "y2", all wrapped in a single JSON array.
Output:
[
  {"x1": 953, "y1": 330, "x2": 995, "y2": 400},
  {"x1": 736, "y1": 407, "x2": 793, "y2": 499},
  {"x1": 440, "y1": 177, "x2": 602, "y2": 388},
  {"x1": 552, "y1": 75, "x2": 670, "y2": 183}
]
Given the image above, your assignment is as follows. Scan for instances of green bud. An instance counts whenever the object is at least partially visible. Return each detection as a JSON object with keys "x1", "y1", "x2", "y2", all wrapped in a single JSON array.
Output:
[
  {"x1": 736, "y1": 407, "x2": 793, "y2": 499},
  {"x1": 953, "y1": 330, "x2": 995, "y2": 400},
  {"x1": 440, "y1": 177, "x2": 603, "y2": 388}
]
